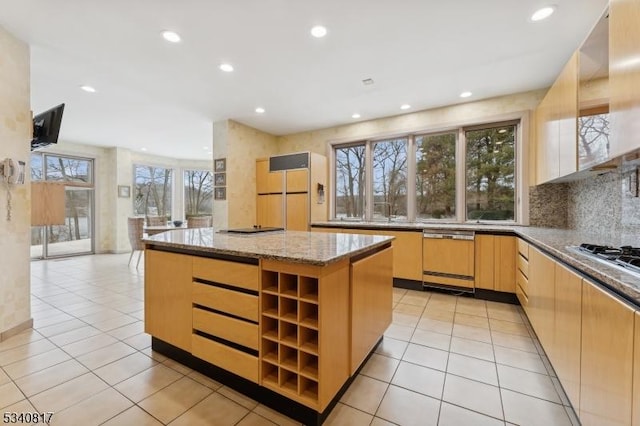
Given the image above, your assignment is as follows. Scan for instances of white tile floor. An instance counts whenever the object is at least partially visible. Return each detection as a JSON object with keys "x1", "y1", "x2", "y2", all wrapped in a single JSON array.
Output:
[{"x1": 0, "y1": 254, "x2": 579, "y2": 425}]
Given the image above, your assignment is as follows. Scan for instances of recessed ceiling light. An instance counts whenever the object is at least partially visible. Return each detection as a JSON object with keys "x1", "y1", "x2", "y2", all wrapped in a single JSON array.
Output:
[
  {"x1": 530, "y1": 6, "x2": 555, "y2": 22},
  {"x1": 352, "y1": 113, "x2": 361, "y2": 119},
  {"x1": 460, "y1": 91, "x2": 472, "y2": 98},
  {"x1": 219, "y1": 63, "x2": 234, "y2": 72},
  {"x1": 400, "y1": 104, "x2": 411, "y2": 110},
  {"x1": 255, "y1": 107, "x2": 265, "y2": 114},
  {"x1": 161, "y1": 30, "x2": 181, "y2": 43},
  {"x1": 310, "y1": 25, "x2": 328, "y2": 38},
  {"x1": 80, "y1": 85, "x2": 96, "y2": 93},
  {"x1": 141, "y1": 148, "x2": 147, "y2": 152}
]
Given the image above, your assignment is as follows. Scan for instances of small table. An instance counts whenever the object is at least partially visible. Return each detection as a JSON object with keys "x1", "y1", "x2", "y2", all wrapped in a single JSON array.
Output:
[{"x1": 144, "y1": 225, "x2": 186, "y2": 236}]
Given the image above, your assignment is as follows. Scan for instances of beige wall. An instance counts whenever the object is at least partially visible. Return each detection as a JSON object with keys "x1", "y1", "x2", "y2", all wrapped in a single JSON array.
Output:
[{"x1": 0, "y1": 25, "x2": 31, "y2": 337}]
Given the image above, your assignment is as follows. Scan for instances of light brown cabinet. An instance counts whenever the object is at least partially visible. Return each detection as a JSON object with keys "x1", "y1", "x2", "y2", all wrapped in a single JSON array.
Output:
[
  {"x1": 423, "y1": 237, "x2": 474, "y2": 289},
  {"x1": 535, "y1": 52, "x2": 579, "y2": 184},
  {"x1": 527, "y1": 247, "x2": 556, "y2": 352},
  {"x1": 609, "y1": 0, "x2": 640, "y2": 158},
  {"x1": 633, "y1": 312, "x2": 640, "y2": 426},
  {"x1": 144, "y1": 250, "x2": 193, "y2": 351},
  {"x1": 580, "y1": 281, "x2": 635, "y2": 426},
  {"x1": 474, "y1": 235, "x2": 516, "y2": 293}
]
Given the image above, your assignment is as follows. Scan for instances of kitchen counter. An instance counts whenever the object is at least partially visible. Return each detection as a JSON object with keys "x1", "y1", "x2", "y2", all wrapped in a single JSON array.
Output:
[
  {"x1": 312, "y1": 221, "x2": 640, "y2": 306},
  {"x1": 143, "y1": 228, "x2": 393, "y2": 266}
]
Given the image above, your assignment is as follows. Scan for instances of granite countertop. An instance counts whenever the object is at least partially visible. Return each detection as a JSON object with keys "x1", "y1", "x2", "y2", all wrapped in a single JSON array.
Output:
[
  {"x1": 312, "y1": 221, "x2": 640, "y2": 306},
  {"x1": 143, "y1": 228, "x2": 394, "y2": 266}
]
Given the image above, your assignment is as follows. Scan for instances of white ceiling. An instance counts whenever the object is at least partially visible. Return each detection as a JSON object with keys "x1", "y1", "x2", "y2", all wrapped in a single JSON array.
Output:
[{"x1": 0, "y1": 0, "x2": 608, "y2": 160}]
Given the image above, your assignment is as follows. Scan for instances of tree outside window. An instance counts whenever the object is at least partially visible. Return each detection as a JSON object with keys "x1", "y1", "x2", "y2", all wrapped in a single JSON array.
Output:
[
  {"x1": 335, "y1": 144, "x2": 366, "y2": 219},
  {"x1": 372, "y1": 138, "x2": 408, "y2": 220},
  {"x1": 416, "y1": 133, "x2": 456, "y2": 219},
  {"x1": 134, "y1": 165, "x2": 172, "y2": 219},
  {"x1": 184, "y1": 169, "x2": 213, "y2": 218}
]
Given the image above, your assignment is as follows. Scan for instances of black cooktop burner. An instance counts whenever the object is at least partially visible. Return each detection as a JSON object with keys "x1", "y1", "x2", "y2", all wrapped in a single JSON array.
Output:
[{"x1": 578, "y1": 243, "x2": 640, "y2": 275}]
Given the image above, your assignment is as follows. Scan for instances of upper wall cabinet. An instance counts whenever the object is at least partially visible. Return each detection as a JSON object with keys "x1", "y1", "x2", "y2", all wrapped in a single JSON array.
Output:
[
  {"x1": 535, "y1": 52, "x2": 579, "y2": 184},
  {"x1": 609, "y1": 0, "x2": 640, "y2": 158}
]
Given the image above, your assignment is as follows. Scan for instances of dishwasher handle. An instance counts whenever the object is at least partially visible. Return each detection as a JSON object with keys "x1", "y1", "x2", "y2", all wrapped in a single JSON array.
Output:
[{"x1": 423, "y1": 231, "x2": 475, "y2": 241}]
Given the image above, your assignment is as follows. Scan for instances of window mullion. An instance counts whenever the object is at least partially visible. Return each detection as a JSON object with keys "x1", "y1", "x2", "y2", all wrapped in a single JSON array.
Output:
[
  {"x1": 456, "y1": 128, "x2": 466, "y2": 222},
  {"x1": 407, "y1": 135, "x2": 416, "y2": 222},
  {"x1": 365, "y1": 141, "x2": 373, "y2": 221}
]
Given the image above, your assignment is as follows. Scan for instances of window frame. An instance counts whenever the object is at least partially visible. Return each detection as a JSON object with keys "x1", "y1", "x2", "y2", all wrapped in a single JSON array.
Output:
[
  {"x1": 328, "y1": 113, "x2": 529, "y2": 224},
  {"x1": 132, "y1": 163, "x2": 175, "y2": 219}
]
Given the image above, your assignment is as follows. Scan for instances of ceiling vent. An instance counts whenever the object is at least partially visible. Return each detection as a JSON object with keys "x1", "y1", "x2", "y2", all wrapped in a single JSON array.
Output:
[{"x1": 362, "y1": 78, "x2": 374, "y2": 86}]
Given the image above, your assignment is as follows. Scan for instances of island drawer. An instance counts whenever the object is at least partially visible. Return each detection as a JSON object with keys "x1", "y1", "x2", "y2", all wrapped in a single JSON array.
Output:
[
  {"x1": 193, "y1": 257, "x2": 259, "y2": 291},
  {"x1": 192, "y1": 283, "x2": 259, "y2": 322},
  {"x1": 193, "y1": 308, "x2": 259, "y2": 350},
  {"x1": 517, "y1": 238, "x2": 529, "y2": 260},
  {"x1": 517, "y1": 253, "x2": 529, "y2": 277},
  {"x1": 192, "y1": 334, "x2": 259, "y2": 383}
]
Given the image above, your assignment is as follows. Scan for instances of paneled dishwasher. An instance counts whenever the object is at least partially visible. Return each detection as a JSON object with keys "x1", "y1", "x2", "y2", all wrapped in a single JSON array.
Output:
[{"x1": 422, "y1": 230, "x2": 475, "y2": 291}]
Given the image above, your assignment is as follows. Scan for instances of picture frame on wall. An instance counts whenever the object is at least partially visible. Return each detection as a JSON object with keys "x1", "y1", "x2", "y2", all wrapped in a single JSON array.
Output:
[
  {"x1": 214, "y1": 187, "x2": 226, "y2": 200},
  {"x1": 214, "y1": 172, "x2": 226, "y2": 186},
  {"x1": 117, "y1": 185, "x2": 130, "y2": 198},
  {"x1": 214, "y1": 158, "x2": 226, "y2": 172}
]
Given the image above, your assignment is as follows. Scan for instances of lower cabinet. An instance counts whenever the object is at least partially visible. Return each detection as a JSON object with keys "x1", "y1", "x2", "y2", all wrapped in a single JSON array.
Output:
[
  {"x1": 634, "y1": 312, "x2": 640, "y2": 426},
  {"x1": 580, "y1": 281, "x2": 635, "y2": 426},
  {"x1": 474, "y1": 235, "x2": 516, "y2": 292},
  {"x1": 527, "y1": 247, "x2": 556, "y2": 353}
]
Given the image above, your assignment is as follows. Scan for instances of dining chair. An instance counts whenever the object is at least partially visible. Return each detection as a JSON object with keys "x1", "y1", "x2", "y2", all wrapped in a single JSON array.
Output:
[
  {"x1": 146, "y1": 215, "x2": 166, "y2": 226},
  {"x1": 187, "y1": 215, "x2": 212, "y2": 228},
  {"x1": 128, "y1": 217, "x2": 145, "y2": 268}
]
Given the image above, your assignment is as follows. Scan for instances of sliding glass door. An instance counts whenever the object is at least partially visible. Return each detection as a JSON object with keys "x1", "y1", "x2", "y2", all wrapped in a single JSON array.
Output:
[{"x1": 30, "y1": 153, "x2": 95, "y2": 259}]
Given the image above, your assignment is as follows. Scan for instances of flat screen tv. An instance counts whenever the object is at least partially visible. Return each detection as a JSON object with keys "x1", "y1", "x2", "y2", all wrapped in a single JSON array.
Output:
[{"x1": 31, "y1": 103, "x2": 65, "y2": 151}]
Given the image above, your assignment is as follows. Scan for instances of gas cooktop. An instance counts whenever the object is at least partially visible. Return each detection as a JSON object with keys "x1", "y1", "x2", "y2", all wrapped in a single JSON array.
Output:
[
  {"x1": 569, "y1": 244, "x2": 640, "y2": 278},
  {"x1": 222, "y1": 227, "x2": 284, "y2": 234}
]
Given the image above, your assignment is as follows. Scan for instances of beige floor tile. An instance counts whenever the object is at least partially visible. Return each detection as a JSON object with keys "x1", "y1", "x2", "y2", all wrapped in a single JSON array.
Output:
[
  {"x1": 92, "y1": 315, "x2": 138, "y2": 332},
  {"x1": 425, "y1": 300, "x2": 457, "y2": 313},
  {"x1": 237, "y1": 412, "x2": 277, "y2": 426},
  {"x1": 359, "y1": 354, "x2": 400, "y2": 383},
  {"x1": 0, "y1": 339, "x2": 56, "y2": 366},
  {"x1": 50, "y1": 387, "x2": 132, "y2": 426},
  {"x1": 454, "y1": 312, "x2": 490, "y2": 328},
  {"x1": 455, "y1": 303, "x2": 488, "y2": 318},
  {"x1": 14, "y1": 359, "x2": 88, "y2": 397},
  {"x1": 494, "y1": 345, "x2": 547, "y2": 374},
  {"x1": 3, "y1": 348, "x2": 71, "y2": 380},
  {"x1": 374, "y1": 337, "x2": 408, "y2": 359},
  {"x1": 393, "y1": 303, "x2": 424, "y2": 316},
  {"x1": 416, "y1": 317, "x2": 453, "y2": 335},
  {"x1": 487, "y1": 307, "x2": 525, "y2": 323},
  {"x1": 324, "y1": 403, "x2": 373, "y2": 425},
  {"x1": 392, "y1": 312, "x2": 419, "y2": 327},
  {"x1": 383, "y1": 323, "x2": 414, "y2": 341},
  {"x1": 340, "y1": 375, "x2": 387, "y2": 414},
  {"x1": 438, "y1": 402, "x2": 504, "y2": 426},
  {"x1": 442, "y1": 374, "x2": 503, "y2": 419},
  {"x1": 0, "y1": 382, "x2": 25, "y2": 410},
  {"x1": 48, "y1": 325, "x2": 102, "y2": 347},
  {"x1": 78, "y1": 309, "x2": 125, "y2": 324},
  {"x1": 0, "y1": 368, "x2": 9, "y2": 386},
  {"x1": 107, "y1": 321, "x2": 144, "y2": 340},
  {"x1": 169, "y1": 392, "x2": 249, "y2": 426},
  {"x1": 123, "y1": 332, "x2": 152, "y2": 350},
  {"x1": 0, "y1": 329, "x2": 44, "y2": 352},
  {"x1": 501, "y1": 388, "x2": 571, "y2": 426},
  {"x1": 76, "y1": 341, "x2": 137, "y2": 370},
  {"x1": 452, "y1": 323, "x2": 492, "y2": 343},
  {"x1": 489, "y1": 318, "x2": 530, "y2": 337},
  {"x1": 2, "y1": 399, "x2": 36, "y2": 418},
  {"x1": 491, "y1": 331, "x2": 538, "y2": 353},
  {"x1": 29, "y1": 372, "x2": 108, "y2": 413},
  {"x1": 410, "y1": 329, "x2": 451, "y2": 351},
  {"x1": 163, "y1": 358, "x2": 193, "y2": 375},
  {"x1": 35, "y1": 318, "x2": 87, "y2": 337},
  {"x1": 391, "y1": 361, "x2": 445, "y2": 399},
  {"x1": 497, "y1": 364, "x2": 561, "y2": 403},
  {"x1": 101, "y1": 406, "x2": 163, "y2": 426},
  {"x1": 375, "y1": 385, "x2": 440, "y2": 426},
  {"x1": 114, "y1": 364, "x2": 183, "y2": 402},
  {"x1": 402, "y1": 343, "x2": 448, "y2": 372},
  {"x1": 218, "y1": 386, "x2": 259, "y2": 410},
  {"x1": 187, "y1": 370, "x2": 223, "y2": 390},
  {"x1": 421, "y1": 307, "x2": 455, "y2": 322},
  {"x1": 94, "y1": 352, "x2": 158, "y2": 385},
  {"x1": 60, "y1": 333, "x2": 119, "y2": 357},
  {"x1": 34, "y1": 313, "x2": 75, "y2": 328},
  {"x1": 138, "y1": 376, "x2": 212, "y2": 423},
  {"x1": 252, "y1": 404, "x2": 301, "y2": 426},
  {"x1": 450, "y1": 337, "x2": 495, "y2": 362},
  {"x1": 140, "y1": 347, "x2": 168, "y2": 362},
  {"x1": 446, "y1": 353, "x2": 498, "y2": 386},
  {"x1": 370, "y1": 418, "x2": 396, "y2": 426},
  {"x1": 398, "y1": 293, "x2": 429, "y2": 307}
]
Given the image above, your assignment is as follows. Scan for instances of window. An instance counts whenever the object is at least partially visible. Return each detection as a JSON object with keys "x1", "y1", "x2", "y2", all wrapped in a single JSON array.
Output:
[
  {"x1": 332, "y1": 119, "x2": 520, "y2": 222},
  {"x1": 45, "y1": 155, "x2": 93, "y2": 183},
  {"x1": 372, "y1": 138, "x2": 408, "y2": 220},
  {"x1": 184, "y1": 169, "x2": 213, "y2": 217},
  {"x1": 134, "y1": 165, "x2": 173, "y2": 218},
  {"x1": 415, "y1": 133, "x2": 456, "y2": 220},
  {"x1": 578, "y1": 110, "x2": 609, "y2": 168},
  {"x1": 335, "y1": 144, "x2": 366, "y2": 219},
  {"x1": 465, "y1": 124, "x2": 516, "y2": 221}
]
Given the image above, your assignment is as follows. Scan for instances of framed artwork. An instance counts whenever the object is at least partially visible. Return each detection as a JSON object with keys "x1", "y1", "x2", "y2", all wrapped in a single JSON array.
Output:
[
  {"x1": 214, "y1": 172, "x2": 226, "y2": 186},
  {"x1": 214, "y1": 187, "x2": 226, "y2": 200},
  {"x1": 214, "y1": 158, "x2": 226, "y2": 172},
  {"x1": 117, "y1": 185, "x2": 130, "y2": 198}
]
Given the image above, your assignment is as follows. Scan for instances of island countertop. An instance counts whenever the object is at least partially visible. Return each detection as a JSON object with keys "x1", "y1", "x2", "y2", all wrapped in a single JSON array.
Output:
[{"x1": 143, "y1": 228, "x2": 394, "y2": 266}]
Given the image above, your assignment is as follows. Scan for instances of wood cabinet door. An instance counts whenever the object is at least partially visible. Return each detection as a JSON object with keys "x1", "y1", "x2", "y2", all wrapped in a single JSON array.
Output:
[
  {"x1": 609, "y1": 0, "x2": 640, "y2": 158},
  {"x1": 580, "y1": 281, "x2": 635, "y2": 426},
  {"x1": 286, "y1": 169, "x2": 308, "y2": 193},
  {"x1": 423, "y1": 238, "x2": 474, "y2": 277},
  {"x1": 474, "y1": 235, "x2": 495, "y2": 290},
  {"x1": 536, "y1": 91, "x2": 560, "y2": 184},
  {"x1": 286, "y1": 193, "x2": 308, "y2": 231},
  {"x1": 553, "y1": 263, "x2": 582, "y2": 411},
  {"x1": 267, "y1": 171, "x2": 284, "y2": 193},
  {"x1": 527, "y1": 247, "x2": 555, "y2": 350},
  {"x1": 256, "y1": 159, "x2": 269, "y2": 195},
  {"x1": 633, "y1": 312, "x2": 640, "y2": 426},
  {"x1": 144, "y1": 250, "x2": 193, "y2": 351},
  {"x1": 558, "y1": 52, "x2": 579, "y2": 178},
  {"x1": 266, "y1": 194, "x2": 284, "y2": 228},
  {"x1": 256, "y1": 195, "x2": 267, "y2": 226},
  {"x1": 494, "y1": 236, "x2": 516, "y2": 293}
]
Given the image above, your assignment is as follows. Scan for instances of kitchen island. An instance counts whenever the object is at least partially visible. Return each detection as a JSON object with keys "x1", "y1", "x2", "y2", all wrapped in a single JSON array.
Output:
[{"x1": 143, "y1": 229, "x2": 393, "y2": 425}]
